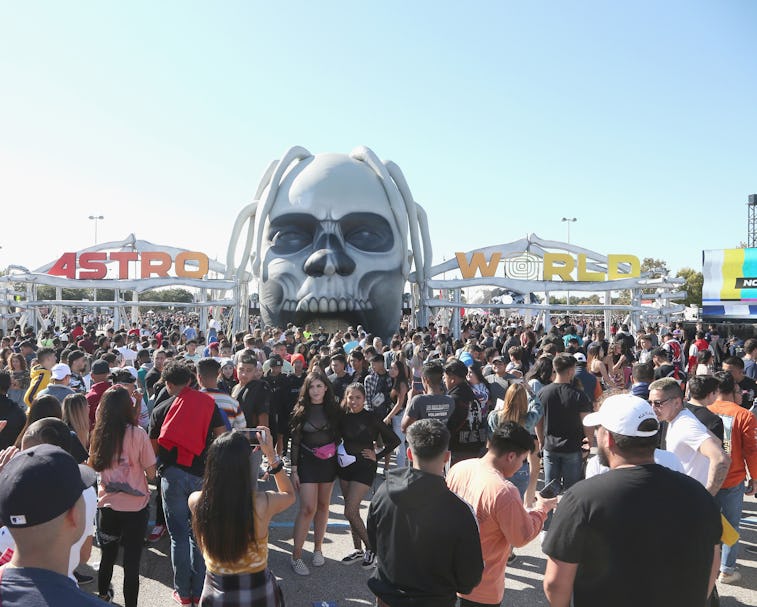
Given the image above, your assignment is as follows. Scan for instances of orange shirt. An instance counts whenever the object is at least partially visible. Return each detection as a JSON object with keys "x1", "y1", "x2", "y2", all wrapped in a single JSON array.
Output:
[
  {"x1": 707, "y1": 399, "x2": 757, "y2": 489},
  {"x1": 447, "y1": 458, "x2": 547, "y2": 605}
]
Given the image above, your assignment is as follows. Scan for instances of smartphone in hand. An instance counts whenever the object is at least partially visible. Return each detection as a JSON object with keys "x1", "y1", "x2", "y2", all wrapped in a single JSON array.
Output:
[
  {"x1": 237, "y1": 428, "x2": 264, "y2": 445},
  {"x1": 539, "y1": 479, "x2": 560, "y2": 499}
]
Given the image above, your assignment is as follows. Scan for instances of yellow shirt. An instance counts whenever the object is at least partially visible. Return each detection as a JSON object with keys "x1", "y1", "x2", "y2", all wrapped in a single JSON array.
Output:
[{"x1": 204, "y1": 533, "x2": 268, "y2": 575}]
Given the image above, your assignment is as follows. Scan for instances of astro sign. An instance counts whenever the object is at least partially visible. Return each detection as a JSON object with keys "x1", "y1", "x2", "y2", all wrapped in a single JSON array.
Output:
[
  {"x1": 455, "y1": 251, "x2": 640, "y2": 281},
  {"x1": 47, "y1": 251, "x2": 210, "y2": 280}
]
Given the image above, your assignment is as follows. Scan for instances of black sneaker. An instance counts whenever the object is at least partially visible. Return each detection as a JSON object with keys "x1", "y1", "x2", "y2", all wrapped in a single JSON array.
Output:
[
  {"x1": 73, "y1": 570, "x2": 94, "y2": 585},
  {"x1": 507, "y1": 551, "x2": 517, "y2": 565},
  {"x1": 341, "y1": 549, "x2": 364, "y2": 565},
  {"x1": 361, "y1": 550, "x2": 376, "y2": 569},
  {"x1": 98, "y1": 587, "x2": 114, "y2": 603}
]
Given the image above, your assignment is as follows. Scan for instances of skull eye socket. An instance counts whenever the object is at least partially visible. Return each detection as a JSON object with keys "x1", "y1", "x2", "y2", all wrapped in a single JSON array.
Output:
[
  {"x1": 268, "y1": 215, "x2": 316, "y2": 254},
  {"x1": 340, "y1": 213, "x2": 394, "y2": 252}
]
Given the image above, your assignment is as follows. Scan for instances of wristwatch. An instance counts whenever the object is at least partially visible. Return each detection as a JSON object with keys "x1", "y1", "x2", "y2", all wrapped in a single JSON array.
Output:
[{"x1": 267, "y1": 456, "x2": 284, "y2": 475}]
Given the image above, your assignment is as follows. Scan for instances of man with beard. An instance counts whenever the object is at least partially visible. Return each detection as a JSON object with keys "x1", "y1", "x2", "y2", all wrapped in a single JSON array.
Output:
[
  {"x1": 444, "y1": 359, "x2": 486, "y2": 465},
  {"x1": 543, "y1": 394, "x2": 722, "y2": 607}
]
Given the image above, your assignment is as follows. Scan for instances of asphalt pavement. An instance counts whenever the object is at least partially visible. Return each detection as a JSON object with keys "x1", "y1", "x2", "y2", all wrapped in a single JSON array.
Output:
[{"x1": 82, "y1": 469, "x2": 757, "y2": 607}]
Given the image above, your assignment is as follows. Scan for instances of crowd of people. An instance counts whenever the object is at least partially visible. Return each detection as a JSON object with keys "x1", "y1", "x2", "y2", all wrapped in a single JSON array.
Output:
[{"x1": 0, "y1": 312, "x2": 754, "y2": 606}]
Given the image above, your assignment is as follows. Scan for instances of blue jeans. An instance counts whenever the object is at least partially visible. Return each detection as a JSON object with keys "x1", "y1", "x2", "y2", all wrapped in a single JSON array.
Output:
[
  {"x1": 715, "y1": 482, "x2": 745, "y2": 574},
  {"x1": 392, "y1": 415, "x2": 407, "y2": 468},
  {"x1": 161, "y1": 466, "x2": 205, "y2": 598},
  {"x1": 542, "y1": 450, "x2": 583, "y2": 529},
  {"x1": 507, "y1": 461, "x2": 529, "y2": 499}
]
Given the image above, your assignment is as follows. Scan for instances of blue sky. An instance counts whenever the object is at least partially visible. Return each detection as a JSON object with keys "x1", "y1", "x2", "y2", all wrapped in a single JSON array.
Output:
[{"x1": 1, "y1": 1, "x2": 755, "y2": 278}]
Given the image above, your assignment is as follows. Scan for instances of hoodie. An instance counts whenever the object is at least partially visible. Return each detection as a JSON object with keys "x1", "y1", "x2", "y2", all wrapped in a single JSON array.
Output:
[
  {"x1": 23, "y1": 365, "x2": 51, "y2": 408},
  {"x1": 367, "y1": 467, "x2": 483, "y2": 607}
]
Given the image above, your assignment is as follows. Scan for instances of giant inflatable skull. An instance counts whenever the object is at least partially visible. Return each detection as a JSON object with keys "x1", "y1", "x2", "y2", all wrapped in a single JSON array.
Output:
[{"x1": 227, "y1": 146, "x2": 432, "y2": 340}]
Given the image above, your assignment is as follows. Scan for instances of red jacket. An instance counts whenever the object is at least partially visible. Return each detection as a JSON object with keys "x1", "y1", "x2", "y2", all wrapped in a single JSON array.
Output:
[{"x1": 158, "y1": 387, "x2": 216, "y2": 467}]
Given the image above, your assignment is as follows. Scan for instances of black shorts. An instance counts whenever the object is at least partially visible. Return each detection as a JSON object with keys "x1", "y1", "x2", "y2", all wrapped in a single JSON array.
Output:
[
  {"x1": 296, "y1": 447, "x2": 337, "y2": 484},
  {"x1": 337, "y1": 457, "x2": 377, "y2": 486}
]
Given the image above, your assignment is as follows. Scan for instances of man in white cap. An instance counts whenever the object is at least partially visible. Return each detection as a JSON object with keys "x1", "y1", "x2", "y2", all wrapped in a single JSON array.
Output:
[
  {"x1": 543, "y1": 393, "x2": 722, "y2": 607},
  {"x1": 38, "y1": 364, "x2": 75, "y2": 402}
]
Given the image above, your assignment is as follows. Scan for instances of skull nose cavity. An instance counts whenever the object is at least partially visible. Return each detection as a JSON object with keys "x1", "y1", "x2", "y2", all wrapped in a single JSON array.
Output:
[{"x1": 303, "y1": 234, "x2": 356, "y2": 277}]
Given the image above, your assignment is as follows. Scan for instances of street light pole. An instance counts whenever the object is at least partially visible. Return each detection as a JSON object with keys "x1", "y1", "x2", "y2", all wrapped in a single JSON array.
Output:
[
  {"x1": 561, "y1": 217, "x2": 577, "y2": 310},
  {"x1": 88, "y1": 215, "x2": 104, "y2": 245},
  {"x1": 561, "y1": 217, "x2": 577, "y2": 244},
  {"x1": 88, "y1": 215, "x2": 104, "y2": 319}
]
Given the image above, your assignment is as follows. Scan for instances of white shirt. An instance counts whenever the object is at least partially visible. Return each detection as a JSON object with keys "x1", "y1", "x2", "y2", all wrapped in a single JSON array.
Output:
[
  {"x1": 585, "y1": 449, "x2": 684, "y2": 478},
  {"x1": 117, "y1": 346, "x2": 137, "y2": 365},
  {"x1": 68, "y1": 486, "x2": 97, "y2": 580},
  {"x1": 665, "y1": 408, "x2": 712, "y2": 486}
]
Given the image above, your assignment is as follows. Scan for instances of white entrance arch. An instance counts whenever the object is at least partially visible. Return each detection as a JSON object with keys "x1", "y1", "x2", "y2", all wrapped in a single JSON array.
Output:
[{"x1": 410, "y1": 234, "x2": 684, "y2": 336}]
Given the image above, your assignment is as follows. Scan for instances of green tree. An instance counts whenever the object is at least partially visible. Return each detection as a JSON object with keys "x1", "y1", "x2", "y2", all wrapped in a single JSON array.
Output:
[
  {"x1": 676, "y1": 268, "x2": 703, "y2": 307},
  {"x1": 640, "y1": 258, "x2": 669, "y2": 277},
  {"x1": 640, "y1": 258, "x2": 669, "y2": 295},
  {"x1": 140, "y1": 288, "x2": 195, "y2": 303}
]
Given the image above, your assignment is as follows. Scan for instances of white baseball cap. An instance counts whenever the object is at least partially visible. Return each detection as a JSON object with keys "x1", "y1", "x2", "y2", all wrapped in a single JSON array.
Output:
[
  {"x1": 50, "y1": 363, "x2": 72, "y2": 381},
  {"x1": 583, "y1": 394, "x2": 659, "y2": 437}
]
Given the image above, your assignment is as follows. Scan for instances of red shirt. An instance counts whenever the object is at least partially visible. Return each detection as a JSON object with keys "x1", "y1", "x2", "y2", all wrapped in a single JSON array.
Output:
[{"x1": 86, "y1": 381, "x2": 112, "y2": 429}]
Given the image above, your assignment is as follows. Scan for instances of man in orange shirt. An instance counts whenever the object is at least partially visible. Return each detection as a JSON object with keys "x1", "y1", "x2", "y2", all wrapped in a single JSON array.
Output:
[
  {"x1": 708, "y1": 371, "x2": 757, "y2": 585},
  {"x1": 447, "y1": 421, "x2": 557, "y2": 607}
]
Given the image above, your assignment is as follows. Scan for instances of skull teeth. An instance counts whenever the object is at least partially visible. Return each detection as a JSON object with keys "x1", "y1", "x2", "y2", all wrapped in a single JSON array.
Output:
[{"x1": 286, "y1": 296, "x2": 372, "y2": 313}]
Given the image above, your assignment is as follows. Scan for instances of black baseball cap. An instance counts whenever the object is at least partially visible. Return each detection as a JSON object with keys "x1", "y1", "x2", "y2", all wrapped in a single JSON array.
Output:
[
  {"x1": 91, "y1": 360, "x2": 110, "y2": 375},
  {"x1": 0, "y1": 444, "x2": 95, "y2": 528}
]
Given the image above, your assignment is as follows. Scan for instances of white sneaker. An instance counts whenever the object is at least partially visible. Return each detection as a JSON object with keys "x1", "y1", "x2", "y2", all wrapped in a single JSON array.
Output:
[
  {"x1": 718, "y1": 570, "x2": 741, "y2": 585},
  {"x1": 291, "y1": 558, "x2": 310, "y2": 576},
  {"x1": 312, "y1": 550, "x2": 325, "y2": 567}
]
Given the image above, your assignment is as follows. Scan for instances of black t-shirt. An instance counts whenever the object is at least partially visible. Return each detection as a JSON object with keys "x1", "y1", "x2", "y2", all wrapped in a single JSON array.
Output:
[
  {"x1": 339, "y1": 409, "x2": 400, "y2": 460},
  {"x1": 543, "y1": 464, "x2": 721, "y2": 607},
  {"x1": 145, "y1": 366, "x2": 162, "y2": 394},
  {"x1": 538, "y1": 382, "x2": 593, "y2": 452},
  {"x1": 233, "y1": 380, "x2": 270, "y2": 428},
  {"x1": 264, "y1": 373, "x2": 291, "y2": 411},
  {"x1": 737, "y1": 375, "x2": 757, "y2": 409},
  {"x1": 69, "y1": 430, "x2": 89, "y2": 464},
  {"x1": 0, "y1": 395, "x2": 26, "y2": 449},
  {"x1": 148, "y1": 395, "x2": 224, "y2": 477},
  {"x1": 329, "y1": 372, "x2": 354, "y2": 402}
]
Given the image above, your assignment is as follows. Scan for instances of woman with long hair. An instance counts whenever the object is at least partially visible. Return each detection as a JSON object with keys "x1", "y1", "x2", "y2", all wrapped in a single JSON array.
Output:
[
  {"x1": 587, "y1": 343, "x2": 615, "y2": 388},
  {"x1": 190, "y1": 429, "x2": 294, "y2": 606},
  {"x1": 62, "y1": 393, "x2": 90, "y2": 450},
  {"x1": 89, "y1": 386, "x2": 156, "y2": 606},
  {"x1": 525, "y1": 356, "x2": 554, "y2": 395},
  {"x1": 7, "y1": 352, "x2": 30, "y2": 405},
  {"x1": 609, "y1": 339, "x2": 635, "y2": 387},
  {"x1": 523, "y1": 357, "x2": 554, "y2": 505},
  {"x1": 488, "y1": 383, "x2": 542, "y2": 503},
  {"x1": 383, "y1": 357, "x2": 410, "y2": 468},
  {"x1": 0, "y1": 347, "x2": 11, "y2": 370},
  {"x1": 337, "y1": 383, "x2": 399, "y2": 568},
  {"x1": 289, "y1": 372, "x2": 343, "y2": 576}
]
